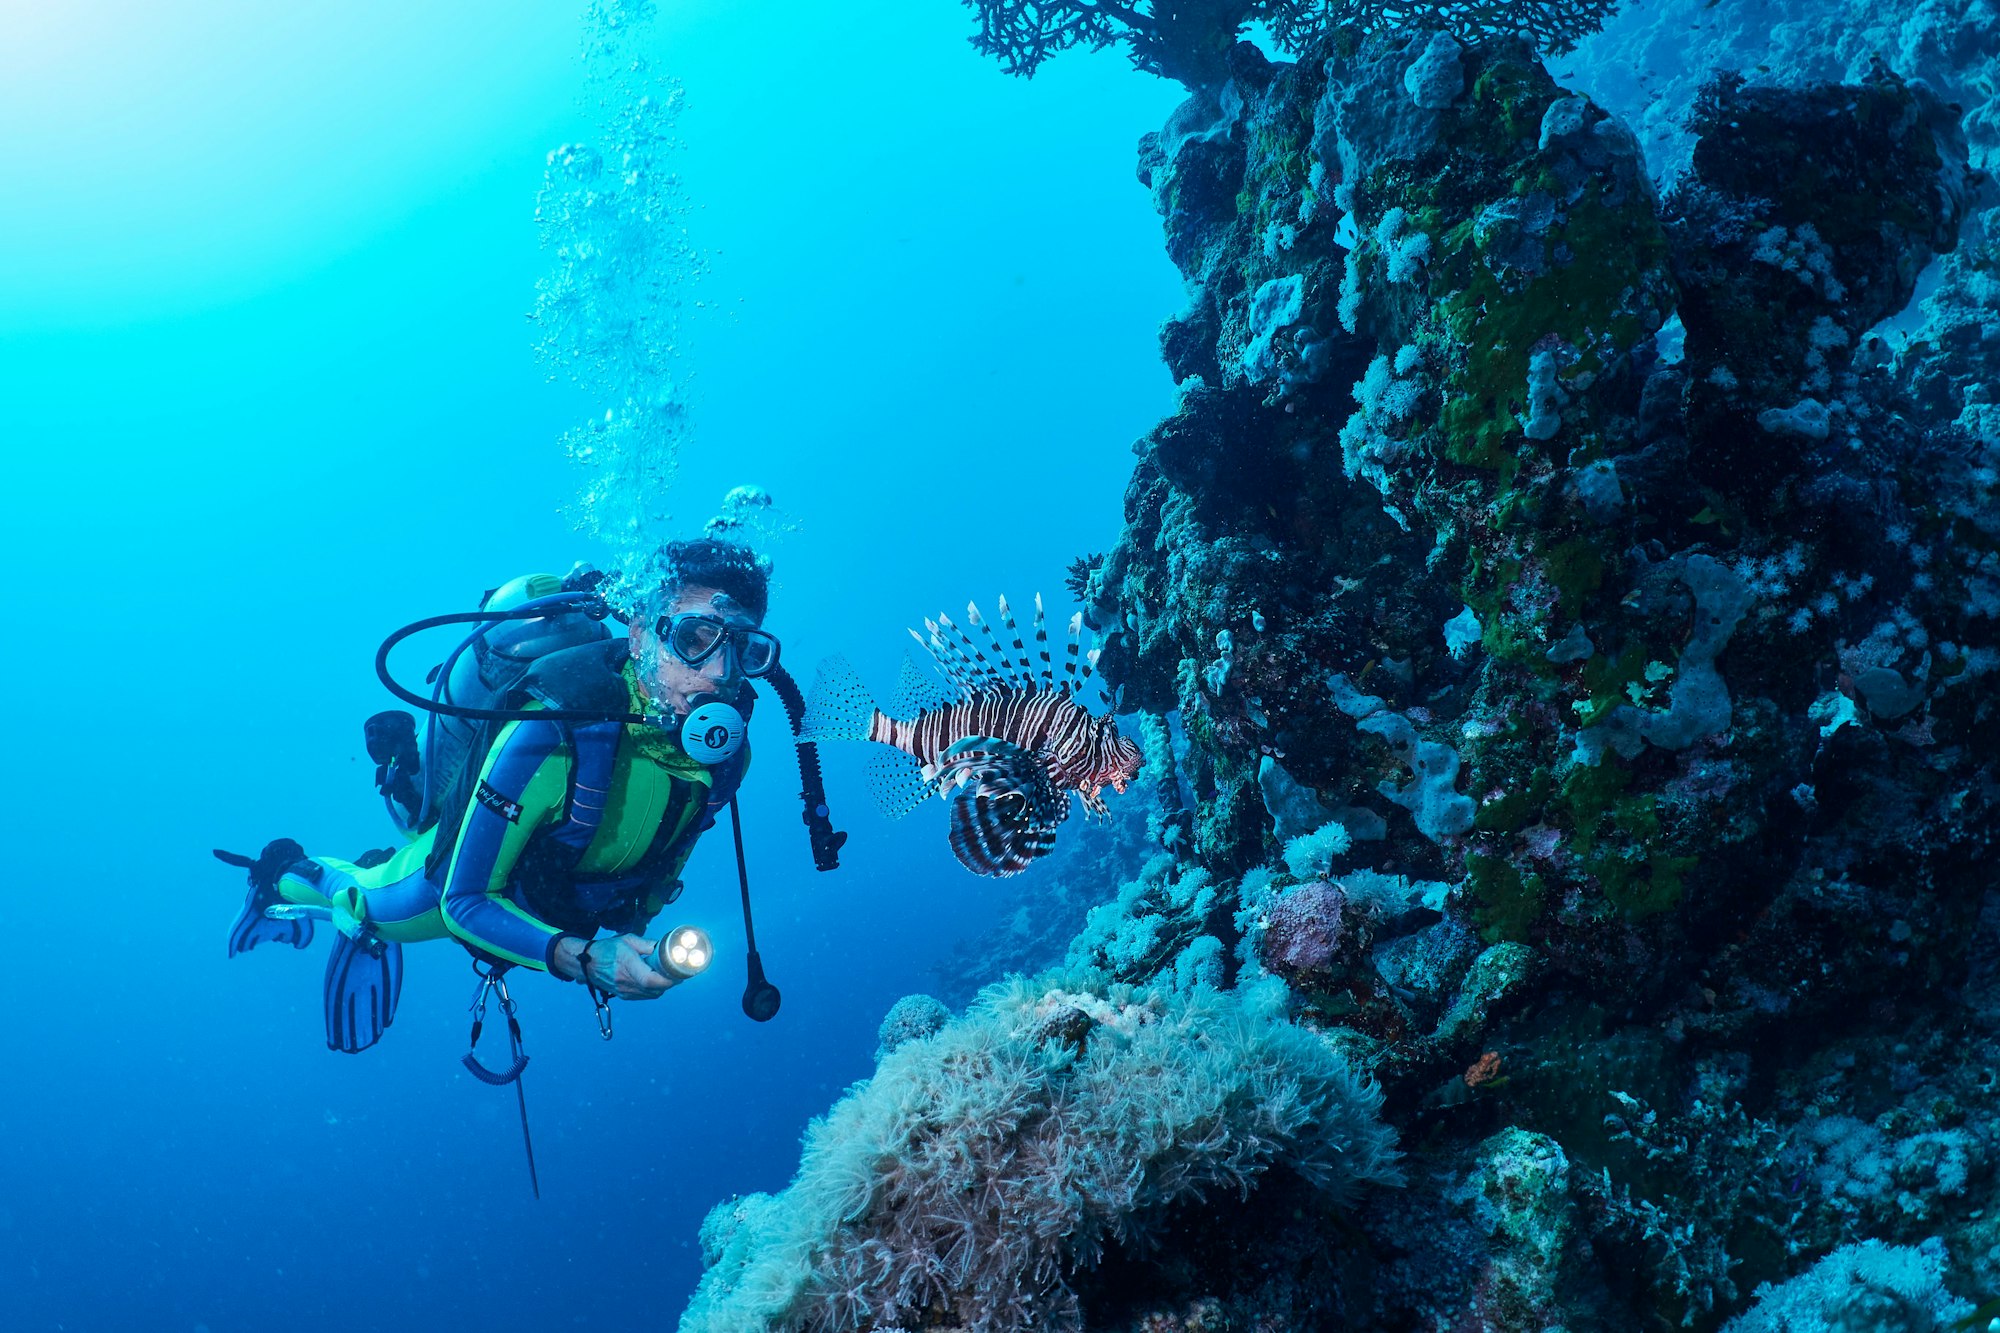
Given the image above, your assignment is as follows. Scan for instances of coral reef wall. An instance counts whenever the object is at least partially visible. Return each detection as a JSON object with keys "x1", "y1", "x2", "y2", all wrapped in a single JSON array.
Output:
[
  {"x1": 1567, "y1": 0, "x2": 2000, "y2": 475},
  {"x1": 1079, "y1": 19, "x2": 2000, "y2": 1330},
  {"x1": 682, "y1": 6, "x2": 2000, "y2": 1331}
]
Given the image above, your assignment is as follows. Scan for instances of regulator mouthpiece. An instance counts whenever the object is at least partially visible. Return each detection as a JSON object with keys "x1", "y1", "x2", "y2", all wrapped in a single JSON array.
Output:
[
  {"x1": 678, "y1": 695, "x2": 747, "y2": 766},
  {"x1": 649, "y1": 926, "x2": 714, "y2": 982}
]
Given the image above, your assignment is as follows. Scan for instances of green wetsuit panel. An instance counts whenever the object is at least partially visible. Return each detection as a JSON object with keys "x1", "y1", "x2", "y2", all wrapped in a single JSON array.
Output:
[{"x1": 432, "y1": 708, "x2": 719, "y2": 967}]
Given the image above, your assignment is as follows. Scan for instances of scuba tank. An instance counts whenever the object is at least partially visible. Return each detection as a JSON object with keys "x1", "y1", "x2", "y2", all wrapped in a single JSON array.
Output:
[
  {"x1": 368, "y1": 572, "x2": 613, "y2": 836},
  {"x1": 407, "y1": 573, "x2": 612, "y2": 837}
]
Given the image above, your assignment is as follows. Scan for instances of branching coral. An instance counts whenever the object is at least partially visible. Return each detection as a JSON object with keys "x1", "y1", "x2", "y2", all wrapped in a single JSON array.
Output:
[
  {"x1": 961, "y1": 0, "x2": 1626, "y2": 87},
  {"x1": 1067, "y1": 853, "x2": 1226, "y2": 982},
  {"x1": 1580, "y1": 1092, "x2": 1810, "y2": 1322},
  {"x1": 681, "y1": 976, "x2": 1402, "y2": 1333}
]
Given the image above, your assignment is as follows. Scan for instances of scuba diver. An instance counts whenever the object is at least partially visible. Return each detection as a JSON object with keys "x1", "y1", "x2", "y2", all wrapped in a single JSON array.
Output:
[{"x1": 220, "y1": 537, "x2": 843, "y2": 1056}]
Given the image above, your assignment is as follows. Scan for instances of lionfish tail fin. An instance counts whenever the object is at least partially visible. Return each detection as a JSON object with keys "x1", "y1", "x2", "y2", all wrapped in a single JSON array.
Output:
[{"x1": 801, "y1": 655, "x2": 880, "y2": 742}]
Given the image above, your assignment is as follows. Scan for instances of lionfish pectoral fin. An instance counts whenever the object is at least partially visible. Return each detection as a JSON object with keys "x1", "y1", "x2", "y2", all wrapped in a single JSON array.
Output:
[
  {"x1": 946, "y1": 773, "x2": 1063, "y2": 879},
  {"x1": 939, "y1": 741, "x2": 1068, "y2": 878},
  {"x1": 865, "y1": 748, "x2": 937, "y2": 821}
]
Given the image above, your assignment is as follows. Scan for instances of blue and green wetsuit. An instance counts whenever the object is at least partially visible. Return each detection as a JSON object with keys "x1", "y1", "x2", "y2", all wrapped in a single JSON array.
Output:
[{"x1": 277, "y1": 657, "x2": 740, "y2": 973}]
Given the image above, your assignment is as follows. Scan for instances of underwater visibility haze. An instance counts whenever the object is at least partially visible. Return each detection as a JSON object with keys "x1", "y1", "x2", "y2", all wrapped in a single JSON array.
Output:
[{"x1": 5, "y1": 0, "x2": 2000, "y2": 1330}]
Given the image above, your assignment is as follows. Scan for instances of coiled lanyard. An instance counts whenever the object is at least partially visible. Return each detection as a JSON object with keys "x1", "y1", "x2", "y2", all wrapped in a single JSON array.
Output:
[{"x1": 463, "y1": 961, "x2": 540, "y2": 1199}]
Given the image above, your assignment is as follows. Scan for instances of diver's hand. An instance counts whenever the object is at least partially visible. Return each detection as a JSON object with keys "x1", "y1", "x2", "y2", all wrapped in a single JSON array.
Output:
[{"x1": 556, "y1": 934, "x2": 670, "y2": 1000}]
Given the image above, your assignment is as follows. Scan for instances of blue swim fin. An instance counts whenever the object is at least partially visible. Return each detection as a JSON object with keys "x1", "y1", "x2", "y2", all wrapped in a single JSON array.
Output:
[
  {"x1": 217, "y1": 839, "x2": 315, "y2": 958},
  {"x1": 324, "y1": 931, "x2": 403, "y2": 1054},
  {"x1": 229, "y1": 903, "x2": 313, "y2": 957}
]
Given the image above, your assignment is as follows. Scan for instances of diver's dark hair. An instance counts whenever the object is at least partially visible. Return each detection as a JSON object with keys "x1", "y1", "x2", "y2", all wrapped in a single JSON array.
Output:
[{"x1": 642, "y1": 537, "x2": 771, "y2": 620}]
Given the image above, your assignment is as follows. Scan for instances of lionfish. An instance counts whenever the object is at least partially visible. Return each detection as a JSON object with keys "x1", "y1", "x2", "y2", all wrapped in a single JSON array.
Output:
[{"x1": 803, "y1": 595, "x2": 1142, "y2": 877}]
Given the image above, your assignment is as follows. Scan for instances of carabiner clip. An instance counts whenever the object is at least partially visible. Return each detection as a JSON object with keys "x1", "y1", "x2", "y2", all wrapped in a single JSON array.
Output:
[
  {"x1": 587, "y1": 983, "x2": 614, "y2": 1041},
  {"x1": 464, "y1": 961, "x2": 529, "y2": 1085},
  {"x1": 469, "y1": 970, "x2": 497, "y2": 1036}
]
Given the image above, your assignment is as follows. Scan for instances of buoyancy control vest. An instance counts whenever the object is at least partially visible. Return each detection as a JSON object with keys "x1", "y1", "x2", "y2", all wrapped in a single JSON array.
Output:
[{"x1": 495, "y1": 639, "x2": 752, "y2": 933}]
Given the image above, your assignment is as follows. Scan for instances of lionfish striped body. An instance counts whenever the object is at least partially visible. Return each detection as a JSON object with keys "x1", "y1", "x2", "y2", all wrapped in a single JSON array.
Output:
[{"x1": 804, "y1": 595, "x2": 1141, "y2": 877}]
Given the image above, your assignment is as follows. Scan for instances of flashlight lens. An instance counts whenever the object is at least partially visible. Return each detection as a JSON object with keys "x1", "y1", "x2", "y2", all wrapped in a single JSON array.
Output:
[{"x1": 654, "y1": 925, "x2": 713, "y2": 979}]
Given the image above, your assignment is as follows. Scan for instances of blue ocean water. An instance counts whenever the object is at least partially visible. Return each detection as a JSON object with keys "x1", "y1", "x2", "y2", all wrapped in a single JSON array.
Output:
[{"x1": 0, "y1": 4, "x2": 1181, "y2": 1329}]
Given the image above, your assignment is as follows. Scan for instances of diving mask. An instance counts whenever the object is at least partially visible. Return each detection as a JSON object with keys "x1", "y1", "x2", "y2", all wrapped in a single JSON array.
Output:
[{"x1": 657, "y1": 612, "x2": 781, "y2": 679}]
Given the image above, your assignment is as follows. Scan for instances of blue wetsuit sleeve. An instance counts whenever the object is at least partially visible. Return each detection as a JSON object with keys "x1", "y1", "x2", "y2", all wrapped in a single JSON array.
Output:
[{"x1": 438, "y1": 719, "x2": 570, "y2": 970}]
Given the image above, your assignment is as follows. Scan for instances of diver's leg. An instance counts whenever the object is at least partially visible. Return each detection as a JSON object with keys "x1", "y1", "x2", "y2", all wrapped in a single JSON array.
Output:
[
  {"x1": 259, "y1": 842, "x2": 447, "y2": 942},
  {"x1": 345, "y1": 843, "x2": 449, "y2": 943},
  {"x1": 222, "y1": 838, "x2": 445, "y2": 1052}
]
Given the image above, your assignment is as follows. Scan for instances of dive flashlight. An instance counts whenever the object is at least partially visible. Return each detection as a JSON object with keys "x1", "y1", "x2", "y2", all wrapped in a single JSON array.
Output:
[{"x1": 649, "y1": 926, "x2": 714, "y2": 983}]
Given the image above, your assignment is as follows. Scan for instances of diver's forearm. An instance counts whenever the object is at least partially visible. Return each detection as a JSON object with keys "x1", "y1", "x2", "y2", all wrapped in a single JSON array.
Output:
[
  {"x1": 439, "y1": 889, "x2": 561, "y2": 969},
  {"x1": 549, "y1": 933, "x2": 585, "y2": 981}
]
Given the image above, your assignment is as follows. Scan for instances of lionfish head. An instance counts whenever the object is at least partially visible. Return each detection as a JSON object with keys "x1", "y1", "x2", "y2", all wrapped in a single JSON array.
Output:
[{"x1": 1091, "y1": 716, "x2": 1144, "y2": 795}]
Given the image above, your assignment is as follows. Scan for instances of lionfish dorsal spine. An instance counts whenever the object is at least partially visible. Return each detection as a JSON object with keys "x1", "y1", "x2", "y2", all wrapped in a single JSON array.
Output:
[
  {"x1": 1033, "y1": 594, "x2": 1053, "y2": 688},
  {"x1": 1062, "y1": 612, "x2": 1084, "y2": 695},
  {"x1": 915, "y1": 622, "x2": 981, "y2": 695},
  {"x1": 995, "y1": 595, "x2": 1036, "y2": 686},
  {"x1": 1078, "y1": 640, "x2": 1102, "y2": 693},
  {"x1": 937, "y1": 612, "x2": 1002, "y2": 690},
  {"x1": 966, "y1": 601, "x2": 1017, "y2": 690}
]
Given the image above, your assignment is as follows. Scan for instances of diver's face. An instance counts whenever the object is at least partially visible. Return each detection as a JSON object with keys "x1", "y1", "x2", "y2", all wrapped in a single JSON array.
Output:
[{"x1": 629, "y1": 584, "x2": 763, "y2": 715}]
